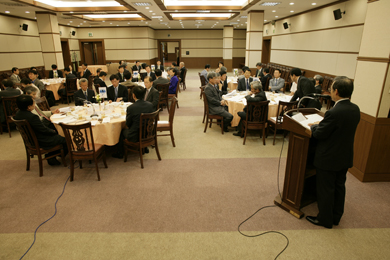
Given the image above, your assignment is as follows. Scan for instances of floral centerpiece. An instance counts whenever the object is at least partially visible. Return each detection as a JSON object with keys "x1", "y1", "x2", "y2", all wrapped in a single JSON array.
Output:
[
  {"x1": 95, "y1": 94, "x2": 102, "y2": 103},
  {"x1": 233, "y1": 68, "x2": 238, "y2": 77}
]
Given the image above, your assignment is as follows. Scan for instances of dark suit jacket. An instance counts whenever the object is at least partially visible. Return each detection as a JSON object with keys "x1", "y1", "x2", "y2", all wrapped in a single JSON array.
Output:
[
  {"x1": 152, "y1": 77, "x2": 169, "y2": 89},
  {"x1": 237, "y1": 77, "x2": 253, "y2": 91},
  {"x1": 107, "y1": 84, "x2": 128, "y2": 102},
  {"x1": 132, "y1": 65, "x2": 141, "y2": 72},
  {"x1": 220, "y1": 79, "x2": 228, "y2": 95},
  {"x1": 14, "y1": 110, "x2": 65, "y2": 149},
  {"x1": 0, "y1": 88, "x2": 20, "y2": 123},
  {"x1": 315, "y1": 85, "x2": 322, "y2": 94},
  {"x1": 94, "y1": 78, "x2": 107, "y2": 88},
  {"x1": 261, "y1": 74, "x2": 272, "y2": 90},
  {"x1": 255, "y1": 68, "x2": 264, "y2": 78},
  {"x1": 147, "y1": 72, "x2": 156, "y2": 81},
  {"x1": 155, "y1": 65, "x2": 164, "y2": 71},
  {"x1": 117, "y1": 73, "x2": 125, "y2": 83},
  {"x1": 311, "y1": 99, "x2": 360, "y2": 171},
  {"x1": 180, "y1": 67, "x2": 186, "y2": 80},
  {"x1": 145, "y1": 87, "x2": 160, "y2": 111},
  {"x1": 243, "y1": 91, "x2": 267, "y2": 113},
  {"x1": 64, "y1": 73, "x2": 77, "y2": 87},
  {"x1": 204, "y1": 83, "x2": 226, "y2": 115},
  {"x1": 290, "y1": 76, "x2": 317, "y2": 108},
  {"x1": 124, "y1": 99, "x2": 154, "y2": 142},
  {"x1": 74, "y1": 89, "x2": 96, "y2": 106},
  {"x1": 81, "y1": 69, "x2": 91, "y2": 80},
  {"x1": 49, "y1": 70, "x2": 63, "y2": 78}
]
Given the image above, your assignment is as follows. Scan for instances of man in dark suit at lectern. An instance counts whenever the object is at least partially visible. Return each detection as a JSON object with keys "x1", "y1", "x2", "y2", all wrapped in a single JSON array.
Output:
[{"x1": 306, "y1": 76, "x2": 360, "y2": 229}]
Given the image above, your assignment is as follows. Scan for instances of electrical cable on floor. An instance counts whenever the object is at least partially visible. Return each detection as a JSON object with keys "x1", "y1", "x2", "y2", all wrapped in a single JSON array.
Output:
[
  {"x1": 237, "y1": 136, "x2": 289, "y2": 260},
  {"x1": 19, "y1": 175, "x2": 70, "y2": 260}
]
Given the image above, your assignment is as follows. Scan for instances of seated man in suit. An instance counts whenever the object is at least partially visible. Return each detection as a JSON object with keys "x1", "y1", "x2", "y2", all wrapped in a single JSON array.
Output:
[
  {"x1": 10, "y1": 67, "x2": 21, "y2": 84},
  {"x1": 132, "y1": 61, "x2": 142, "y2": 72},
  {"x1": 80, "y1": 63, "x2": 91, "y2": 80},
  {"x1": 168, "y1": 68, "x2": 179, "y2": 94},
  {"x1": 24, "y1": 86, "x2": 60, "y2": 130},
  {"x1": 144, "y1": 76, "x2": 159, "y2": 111},
  {"x1": 74, "y1": 78, "x2": 96, "y2": 106},
  {"x1": 237, "y1": 69, "x2": 253, "y2": 91},
  {"x1": 112, "y1": 86, "x2": 154, "y2": 159},
  {"x1": 28, "y1": 70, "x2": 56, "y2": 107},
  {"x1": 233, "y1": 81, "x2": 267, "y2": 137},
  {"x1": 117, "y1": 65, "x2": 125, "y2": 82},
  {"x1": 68, "y1": 65, "x2": 77, "y2": 77},
  {"x1": 14, "y1": 95, "x2": 68, "y2": 166},
  {"x1": 306, "y1": 76, "x2": 360, "y2": 229},
  {"x1": 21, "y1": 77, "x2": 40, "y2": 99},
  {"x1": 152, "y1": 69, "x2": 169, "y2": 89},
  {"x1": 290, "y1": 67, "x2": 320, "y2": 109},
  {"x1": 107, "y1": 74, "x2": 128, "y2": 103},
  {"x1": 58, "y1": 67, "x2": 77, "y2": 97},
  {"x1": 218, "y1": 70, "x2": 228, "y2": 95},
  {"x1": 49, "y1": 64, "x2": 63, "y2": 78},
  {"x1": 314, "y1": 74, "x2": 324, "y2": 94},
  {"x1": 0, "y1": 79, "x2": 21, "y2": 124},
  {"x1": 145, "y1": 65, "x2": 156, "y2": 81},
  {"x1": 94, "y1": 71, "x2": 108, "y2": 87},
  {"x1": 156, "y1": 60, "x2": 164, "y2": 71},
  {"x1": 260, "y1": 68, "x2": 272, "y2": 90},
  {"x1": 204, "y1": 72, "x2": 233, "y2": 132},
  {"x1": 254, "y1": 62, "x2": 264, "y2": 78},
  {"x1": 269, "y1": 69, "x2": 285, "y2": 93},
  {"x1": 30, "y1": 67, "x2": 42, "y2": 79},
  {"x1": 121, "y1": 72, "x2": 138, "y2": 88},
  {"x1": 179, "y1": 62, "x2": 186, "y2": 81},
  {"x1": 238, "y1": 66, "x2": 249, "y2": 80},
  {"x1": 200, "y1": 64, "x2": 211, "y2": 84}
]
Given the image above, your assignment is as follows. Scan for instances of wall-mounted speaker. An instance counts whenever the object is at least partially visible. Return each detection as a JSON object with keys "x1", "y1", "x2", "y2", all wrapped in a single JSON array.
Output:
[
  {"x1": 283, "y1": 22, "x2": 289, "y2": 29},
  {"x1": 71, "y1": 31, "x2": 76, "y2": 36},
  {"x1": 20, "y1": 24, "x2": 28, "y2": 31},
  {"x1": 333, "y1": 9, "x2": 345, "y2": 20},
  {"x1": 271, "y1": 20, "x2": 275, "y2": 26}
]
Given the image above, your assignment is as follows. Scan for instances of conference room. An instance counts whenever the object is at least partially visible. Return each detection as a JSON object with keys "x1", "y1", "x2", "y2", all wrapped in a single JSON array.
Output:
[{"x1": 0, "y1": 0, "x2": 389, "y2": 259}]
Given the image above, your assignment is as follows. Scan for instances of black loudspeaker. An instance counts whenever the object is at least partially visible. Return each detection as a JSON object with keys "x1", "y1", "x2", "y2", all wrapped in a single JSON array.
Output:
[
  {"x1": 21, "y1": 24, "x2": 28, "y2": 31},
  {"x1": 283, "y1": 22, "x2": 289, "y2": 29},
  {"x1": 71, "y1": 31, "x2": 76, "y2": 36},
  {"x1": 333, "y1": 9, "x2": 344, "y2": 20}
]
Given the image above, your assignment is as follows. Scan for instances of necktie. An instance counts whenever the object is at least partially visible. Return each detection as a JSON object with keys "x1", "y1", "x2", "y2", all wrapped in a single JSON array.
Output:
[
  {"x1": 17, "y1": 75, "x2": 20, "y2": 81},
  {"x1": 276, "y1": 78, "x2": 278, "y2": 85},
  {"x1": 54, "y1": 71, "x2": 57, "y2": 78},
  {"x1": 35, "y1": 107, "x2": 50, "y2": 121},
  {"x1": 246, "y1": 79, "x2": 249, "y2": 90},
  {"x1": 144, "y1": 89, "x2": 149, "y2": 101},
  {"x1": 115, "y1": 87, "x2": 118, "y2": 100},
  {"x1": 84, "y1": 91, "x2": 88, "y2": 100}
]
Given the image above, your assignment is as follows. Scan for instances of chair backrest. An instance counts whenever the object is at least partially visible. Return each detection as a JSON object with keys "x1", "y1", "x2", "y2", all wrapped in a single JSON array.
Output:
[
  {"x1": 36, "y1": 96, "x2": 50, "y2": 111},
  {"x1": 275, "y1": 100, "x2": 298, "y2": 123},
  {"x1": 60, "y1": 122, "x2": 96, "y2": 155},
  {"x1": 88, "y1": 75, "x2": 94, "y2": 90},
  {"x1": 126, "y1": 85, "x2": 137, "y2": 103},
  {"x1": 156, "y1": 91, "x2": 163, "y2": 110},
  {"x1": 246, "y1": 100, "x2": 270, "y2": 123},
  {"x1": 168, "y1": 97, "x2": 178, "y2": 123},
  {"x1": 156, "y1": 83, "x2": 169, "y2": 101},
  {"x1": 11, "y1": 117, "x2": 40, "y2": 151},
  {"x1": 94, "y1": 84, "x2": 101, "y2": 94},
  {"x1": 264, "y1": 77, "x2": 271, "y2": 91},
  {"x1": 2, "y1": 95, "x2": 20, "y2": 122},
  {"x1": 138, "y1": 109, "x2": 160, "y2": 145},
  {"x1": 181, "y1": 69, "x2": 187, "y2": 83},
  {"x1": 200, "y1": 75, "x2": 207, "y2": 86},
  {"x1": 66, "y1": 78, "x2": 78, "y2": 93},
  {"x1": 202, "y1": 92, "x2": 210, "y2": 116},
  {"x1": 174, "y1": 77, "x2": 181, "y2": 96}
]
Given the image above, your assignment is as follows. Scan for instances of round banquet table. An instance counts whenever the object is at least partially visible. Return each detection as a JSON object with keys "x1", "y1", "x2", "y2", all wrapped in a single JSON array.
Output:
[
  {"x1": 227, "y1": 76, "x2": 238, "y2": 90},
  {"x1": 51, "y1": 102, "x2": 132, "y2": 146},
  {"x1": 41, "y1": 78, "x2": 65, "y2": 101},
  {"x1": 222, "y1": 91, "x2": 292, "y2": 127},
  {"x1": 78, "y1": 65, "x2": 108, "y2": 76}
]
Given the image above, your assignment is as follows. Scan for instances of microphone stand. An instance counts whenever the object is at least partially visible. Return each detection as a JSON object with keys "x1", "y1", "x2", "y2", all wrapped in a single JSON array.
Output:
[
  {"x1": 88, "y1": 101, "x2": 98, "y2": 117},
  {"x1": 297, "y1": 96, "x2": 316, "y2": 113}
]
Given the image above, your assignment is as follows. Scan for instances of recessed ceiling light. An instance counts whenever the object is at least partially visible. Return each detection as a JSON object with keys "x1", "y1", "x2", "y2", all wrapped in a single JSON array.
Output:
[
  {"x1": 110, "y1": 23, "x2": 112, "y2": 24},
  {"x1": 229, "y1": 10, "x2": 232, "y2": 12},
  {"x1": 290, "y1": 2, "x2": 294, "y2": 5},
  {"x1": 149, "y1": 10, "x2": 153, "y2": 12},
  {"x1": 152, "y1": 16, "x2": 163, "y2": 19},
  {"x1": 275, "y1": 16, "x2": 278, "y2": 18},
  {"x1": 175, "y1": 10, "x2": 178, "y2": 12},
  {"x1": 83, "y1": 21, "x2": 86, "y2": 23},
  {"x1": 264, "y1": 20, "x2": 267, "y2": 22},
  {"x1": 134, "y1": 2, "x2": 151, "y2": 6},
  {"x1": 25, "y1": 11, "x2": 30, "y2": 14},
  {"x1": 67, "y1": 23, "x2": 70, "y2": 25},
  {"x1": 77, "y1": 25, "x2": 80, "y2": 27},
  {"x1": 260, "y1": 2, "x2": 281, "y2": 6},
  {"x1": 145, "y1": 7, "x2": 149, "y2": 9},
  {"x1": 70, "y1": 11, "x2": 73, "y2": 13},
  {"x1": 102, "y1": 21, "x2": 105, "y2": 22},
  {"x1": 197, "y1": 10, "x2": 210, "y2": 13},
  {"x1": 272, "y1": 10, "x2": 276, "y2": 12},
  {"x1": 152, "y1": 13, "x2": 155, "y2": 15},
  {"x1": 290, "y1": 10, "x2": 294, "y2": 12},
  {"x1": 128, "y1": 22, "x2": 130, "y2": 24},
  {"x1": 124, "y1": 11, "x2": 127, "y2": 13},
  {"x1": 312, "y1": 3, "x2": 317, "y2": 5},
  {"x1": 237, "y1": 20, "x2": 240, "y2": 21},
  {"x1": 216, "y1": 22, "x2": 218, "y2": 23},
  {"x1": 5, "y1": 11, "x2": 10, "y2": 13},
  {"x1": 116, "y1": 25, "x2": 119, "y2": 26},
  {"x1": 240, "y1": 15, "x2": 247, "y2": 18},
  {"x1": 70, "y1": 21, "x2": 73, "y2": 23},
  {"x1": 34, "y1": 17, "x2": 36, "y2": 19}
]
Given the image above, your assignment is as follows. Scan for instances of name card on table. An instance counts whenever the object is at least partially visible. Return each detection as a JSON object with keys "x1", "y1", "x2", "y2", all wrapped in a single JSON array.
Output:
[
  {"x1": 133, "y1": 71, "x2": 139, "y2": 78},
  {"x1": 99, "y1": 87, "x2": 107, "y2": 98}
]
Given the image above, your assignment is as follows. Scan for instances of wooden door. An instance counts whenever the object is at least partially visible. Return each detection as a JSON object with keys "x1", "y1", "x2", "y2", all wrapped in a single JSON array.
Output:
[
  {"x1": 94, "y1": 42, "x2": 104, "y2": 65},
  {"x1": 61, "y1": 40, "x2": 71, "y2": 67},
  {"x1": 83, "y1": 42, "x2": 94, "y2": 65},
  {"x1": 261, "y1": 39, "x2": 271, "y2": 64}
]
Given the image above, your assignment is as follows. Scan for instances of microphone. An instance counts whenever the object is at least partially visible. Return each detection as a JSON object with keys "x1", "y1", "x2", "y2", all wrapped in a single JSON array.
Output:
[
  {"x1": 76, "y1": 97, "x2": 98, "y2": 117},
  {"x1": 307, "y1": 93, "x2": 331, "y2": 99}
]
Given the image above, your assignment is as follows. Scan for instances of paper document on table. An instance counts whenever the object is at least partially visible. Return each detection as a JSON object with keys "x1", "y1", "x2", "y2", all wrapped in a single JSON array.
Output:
[
  {"x1": 292, "y1": 113, "x2": 323, "y2": 129},
  {"x1": 102, "y1": 117, "x2": 110, "y2": 123},
  {"x1": 59, "y1": 107, "x2": 71, "y2": 113},
  {"x1": 51, "y1": 114, "x2": 66, "y2": 119},
  {"x1": 224, "y1": 90, "x2": 236, "y2": 97},
  {"x1": 242, "y1": 98, "x2": 247, "y2": 106},
  {"x1": 91, "y1": 121, "x2": 98, "y2": 126}
]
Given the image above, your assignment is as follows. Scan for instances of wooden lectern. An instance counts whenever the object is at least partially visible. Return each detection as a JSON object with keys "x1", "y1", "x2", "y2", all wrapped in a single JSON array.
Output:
[{"x1": 274, "y1": 108, "x2": 324, "y2": 219}]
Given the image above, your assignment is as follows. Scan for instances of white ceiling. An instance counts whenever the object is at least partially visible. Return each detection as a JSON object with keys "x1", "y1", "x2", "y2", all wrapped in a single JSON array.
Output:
[{"x1": 0, "y1": 0, "x2": 340, "y2": 29}]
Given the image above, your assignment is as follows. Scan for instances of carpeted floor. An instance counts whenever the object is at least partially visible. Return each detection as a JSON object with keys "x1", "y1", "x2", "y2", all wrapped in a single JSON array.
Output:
[{"x1": 1, "y1": 69, "x2": 389, "y2": 259}]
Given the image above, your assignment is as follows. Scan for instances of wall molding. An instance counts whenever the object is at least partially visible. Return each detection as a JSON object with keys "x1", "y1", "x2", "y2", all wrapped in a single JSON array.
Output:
[
  {"x1": 0, "y1": 51, "x2": 42, "y2": 54},
  {"x1": 272, "y1": 49, "x2": 359, "y2": 55},
  {"x1": 357, "y1": 56, "x2": 390, "y2": 63},
  {"x1": 268, "y1": 23, "x2": 364, "y2": 37},
  {"x1": 0, "y1": 32, "x2": 40, "y2": 38}
]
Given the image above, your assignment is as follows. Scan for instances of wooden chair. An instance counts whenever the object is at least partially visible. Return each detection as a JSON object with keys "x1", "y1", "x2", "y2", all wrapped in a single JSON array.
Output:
[
  {"x1": 123, "y1": 109, "x2": 161, "y2": 168},
  {"x1": 157, "y1": 97, "x2": 178, "y2": 147},
  {"x1": 168, "y1": 77, "x2": 180, "y2": 109},
  {"x1": 11, "y1": 118, "x2": 67, "y2": 177},
  {"x1": 60, "y1": 122, "x2": 107, "y2": 181},
  {"x1": 200, "y1": 86, "x2": 206, "y2": 122},
  {"x1": 241, "y1": 100, "x2": 270, "y2": 145},
  {"x1": 264, "y1": 77, "x2": 271, "y2": 91},
  {"x1": 156, "y1": 83, "x2": 169, "y2": 112},
  {"x1": 36, "y1": 96, "x2": 50, "y2": 112},
  {"x1": 88, "y1": 75, "x2": 94, "y2": 90},
  {"x1": 63, "y1": 78, "x2": 78, "y2": 105},
  {"x1": 202, "y1": 92, "x2": 224, "y2": 134},
  {"x1": 267, "y1": 100, "x2": 298, "y2": 145},
  {"x1": 126, "y1": 85, "x2": 137, "y2": 103},
  {"x1": 1, "y1": 95, "x2": 20, "y2": 137},
  {"x1": 180, "y1": 69, "x2": 187, "y2": 90}
]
